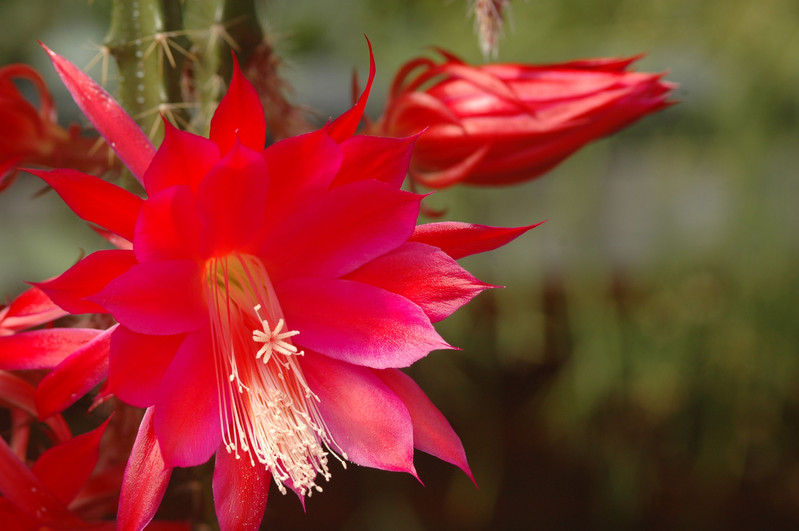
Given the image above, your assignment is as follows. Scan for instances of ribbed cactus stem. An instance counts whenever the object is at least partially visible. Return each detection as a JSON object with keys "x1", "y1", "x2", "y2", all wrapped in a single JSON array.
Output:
[{"x1": 105, "y1": 0, "x2": 185, "y2": 145}]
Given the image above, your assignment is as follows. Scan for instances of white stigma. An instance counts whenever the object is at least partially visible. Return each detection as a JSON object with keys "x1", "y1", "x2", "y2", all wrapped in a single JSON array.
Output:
[{"x1": 252, "y1": 304, "x2": 303, "y2": 363}]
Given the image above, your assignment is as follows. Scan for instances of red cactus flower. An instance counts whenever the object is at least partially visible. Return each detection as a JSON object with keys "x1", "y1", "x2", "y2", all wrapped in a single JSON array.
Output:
[
  {"x1": 374, "y1": 50, "x2": 675, "y2": 188},
  {"x1": 0, "y1": 64, "x2": 116, "y2": 191},
  {"x1": 28, "y1": 43, "x2": 539, "y2": 529}
]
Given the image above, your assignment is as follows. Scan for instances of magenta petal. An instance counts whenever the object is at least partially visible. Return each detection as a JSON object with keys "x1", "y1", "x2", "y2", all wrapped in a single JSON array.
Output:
[
  {"x1": 333, "y1": 134, "x2": 415, "y2": 189},
  {"x1": 0, "y1": 328, "x2": 102, "y2": 370},
  {"x1": 278, "y1": 277, "x2": 450, "y2": 369},
  {"x1": 209, "y1": 56, "x2": 266, "y2": 154},
  {"x1": 345, "y1": 242, "x2": 492, "y2": 322},
  {"x1": 35, "y1": 249, "x2": 138, "y2": 315},
  {"x1": 0, "y1": 286, "x2": 66, "y2": 333},
  {"x1": 374, "y1": 368, "x2": 473, "y2": 481},
  {"x1": 26, "y1": 168, "x2": 142, "y2": 241},
  {"x1": 118, "y1": 408, "x2": 173, "y2": 531},
  {"x1": 262, "y1": 181, "x2": 421, "y2": 280},
  {"x1": 410, "y1": 221, "x2": 544, "y2": 260},
  {"x1": 35, "y1": 325, "x2": 115, "y2": 419},
  {"x1": 42, "y1": 43, "x2": 155, "y2": 183},
  {"x1": 109, "y1": 326, "x2": 184, "y2": 408},
  {"x1": 32, "y1": 419, "x2": 110, "y2": 504},
  {"x1": 0, "y1": 435, "x2": 86, "y2": 528},
  {"x1": 196, "y1": 143, "x2": 270, "y2": 257},
  {"x1": 213, "y1": 447, "x2": 270, "y2": 531},
  {"x1": 302, "y1": 353, "x2": 415, "y2": 474},
  {"x1": 327, "y1": 38, "x2": 375, "y2": 143},
  {"x1": 135, "y1": 185, "x2": 201, "y2": 263},
  {"x1": 91, "y1": 260, "x2": 207, "y2": 335},
  {"x1": 154, "y1": 328, "x2": 221, "y2": 468},
  {"x1": 143, "y1": 120, "x2": 220, "y2": 195}
]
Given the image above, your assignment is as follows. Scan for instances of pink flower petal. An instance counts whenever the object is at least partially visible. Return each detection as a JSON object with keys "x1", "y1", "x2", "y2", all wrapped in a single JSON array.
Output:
[
  {"x1": 332, "y1": 134, "x2": 415, "y2": 189},
  {"x1": 301, "y1": 353, "x2": 416, "y2": 474},
  {"x1": 0, "y1": 286, "x2": 66, "y2": 333},
  {"x1": 25, "y1": 168, "x2": 142, "y2": 241},
  {"x1": 0, "y1": 328, "x2": 102, "y2": 370},
  {"x1": 35, "y1": 325, "x2": 115, "y2": 419},
  {"x1": 261, "y1": 129, "x2": 342, "y2": 227},
  {"x1": 32, "y1": 418, "x2": 110, "y2": 504},
  {"x1": 196, "y1": 143, "x2": 270, "y2": 257},
  {"x1": 118, "y1": 408, "x2": 173, "y2": 531},
  {"x1": 108, "y1": 326, "x2": 184, "y2": 409},
  {"x1": 134, "y1": 185, "x2": 201, "y2": 263},
  {"x1": 41, "y1": 43, "x2": 155, "y2": 183},
  {"x1": 35, "y1": 249, "x2": 138, "y2": 315},
  {"x1": 278, "y1": 277, "x2": 450, "y2": 369},
  {"x1": 143, "y1": 120, "x2": 220, "y2": 195},
  {"x1": 410, "y1": 221, "x2": 544, "y2": 260},
  {"x1": 345, "y1": 242, "x2": 492, "y2": 322},
  {"x1": 209, "y1": 56, "x2": 266, "y2": 154},
  {"x1": 154, "y1": 328, "x2": 221, "y2": 468},
  {"x1": 327, "y1": 38, "x2": 375, "y2": 143},
  {"x1": 261, "y1": 181, "x2": 422, "y2": 280},
  {"x1": 374, "y1": 368, "x2": 474, "y2": 482},
  {"x1": 91, "y1": 260, "x2": 207, "y2": 335},
  {"x1": 212, "y1": 447, "x2": 270, "y2": 531}
]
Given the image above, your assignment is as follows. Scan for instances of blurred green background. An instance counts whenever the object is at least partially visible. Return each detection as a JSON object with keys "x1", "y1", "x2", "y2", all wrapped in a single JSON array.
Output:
[{"x1": 1, "y1": 0, "x2": 797, "y2": 529}]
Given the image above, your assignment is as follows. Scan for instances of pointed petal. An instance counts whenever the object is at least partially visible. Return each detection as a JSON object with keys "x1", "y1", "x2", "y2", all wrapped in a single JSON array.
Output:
[
  {"x1": 0, "y1": 328, "x2": 102, "y2": 370},
  {"x1": 374, "y1": 368, "x2": 473, "y2": 481},
  {"x1": 91, "y1": 259, "x2": 207, "y2": 335},
  {"x1": 109, "y1": 326, "x2": 184, "y2": 409},
  {"x1": 118, "y1": 408, "x2": 173, "y2": 531},
  {"x1": 135, "y1": 185, "x2": 201, "y2": 263},
  {"x1": 0, "y1": 371, "x2": 72, "y2": 443},
  {"x1": 344, "y1": 242, "x2": 492, "y2": 322},
  {"x1": 196, "y1": 143, "x2": 269, "y2": 257},
  {"x1": 302, "y1": 354, "x2": 415, "y2": 474},
  {"x1": 35, "y1": 325, "x2": 115, "y2": 419},
  {"x1": 35, "y1": 249, "x2": 138, "y2": 315},
  {"x1": 26, "y1": 168, "x2": 142, "y2": 241},
  {"x1": 327, "y1": 38, "x2": 375, "y2": 143},
  {"x1": 262, "y1": 181, "x2": 421, "y2": 281},
  {"x1": 278, "y1": 277, "x2": 450, "y2": 369},
  {"x1": 143, "y1": 120, "x2": 220, "y2": 195},
  {"x1": 0, "y1": 435, "x2": 87, "y2": 528},
  {"x1": 41, "y1": 43, "x2": 155, "y2": 182},
  {"x1": 154, "y1": 328, "x2": 221, "y2": 468},
  {"x1": 332, "y1": 134, "x2": 414, "y2": 189},
  {"x1": 209, "y1": 56, "x2": 266, "y2": 154},
  {"x1": 0, "y1": 286, "x2": 66, "y2": 333},
  {"x1": 410, "y1": 221, "x2": 544, "y2": 260},
  {"x1": 32, "y1": 418, "x2": 110, "y2": 504},
  {"x1": 213, "y1": 447, "x2": 270, "y2": 531}
]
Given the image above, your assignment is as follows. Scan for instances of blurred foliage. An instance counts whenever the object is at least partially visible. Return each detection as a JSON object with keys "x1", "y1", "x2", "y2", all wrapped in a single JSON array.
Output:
[{"x1": 0, "y1": 0, "x2": 797, "y2": 529}]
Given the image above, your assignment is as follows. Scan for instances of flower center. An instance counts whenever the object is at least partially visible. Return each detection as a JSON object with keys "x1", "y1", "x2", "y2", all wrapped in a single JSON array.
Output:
[{"x1": 203, "y1": 254, "x2": 345, "y2": 496}]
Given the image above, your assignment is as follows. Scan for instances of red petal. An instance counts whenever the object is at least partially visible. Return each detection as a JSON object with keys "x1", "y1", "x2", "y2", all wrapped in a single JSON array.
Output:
[
  {"x1": 26, "y1": 168, "x2": 142, "y2": 241},
  {"x1": 154, "y1": 328, "x2": 221, "y2": 467},
  {"x1": 91, "y1": 260, "x2": 207, "y2": 335},
  {"x1": 212, "y1": 447, "x2": 270, "y2": 531},
  {"x1": 32, "y1": 419, "x2": 110, "y2": 504},
  {"x1": 42, "y1": 43, "x2": 155, "y2": 183},
  {"x1": 196, "y1": 143, "x2": 270, "y2": 257},
  {"x1": 35, "y1": 249, "x2": 138, "y2": 314},
  {"x1": 278, "y1": 277, "x2": 450, "y2": 369},
  {"x1": 209, "y1": 56, "x2": 266, "y2": 154},
  {"x1": 261, "y1": 181, "x2": 421, "y2": 281},
  {"x1": 327, "y1": 38, "x2": 375, "y2": 143},
  {"x1": 134, "y1": 185, "x2": 201, "y2": 263},
  {"x1": 344, "y1": 242, "x2": 491, "y2": 322},
  {"x1": 143, "y1": 121, "x2": 220, "y2": 195},
  {"x1": 118, "y1": 408, "x2": 173, "y2": 531},
  {"x1": 302, "y1": 354, "x2": 415, "y2": 474},
  {"x1": 374, "y1": 368, "x2": 473, "y2": 481},
  {"x1": 0, "y1": 372, "x2": 71, "y2": 443},
  {"x1": 0, "y1": 286, "x2": 66, "y2": 333},
  {"x1": 0, "y1": 328, "x2": 102, "y2": 370},
  {"x1": 35, "y1": 325, "x2": 115, "y2": 419},
  {"x1": 109, "y1": 327, "x2": 184, "y2": 409},
  {"x1": 410, "y1": 221, "x2": 543, "y2": 260},
  {"x1": 332, "y1": 134, "x2": 414, "y2": 189}
]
